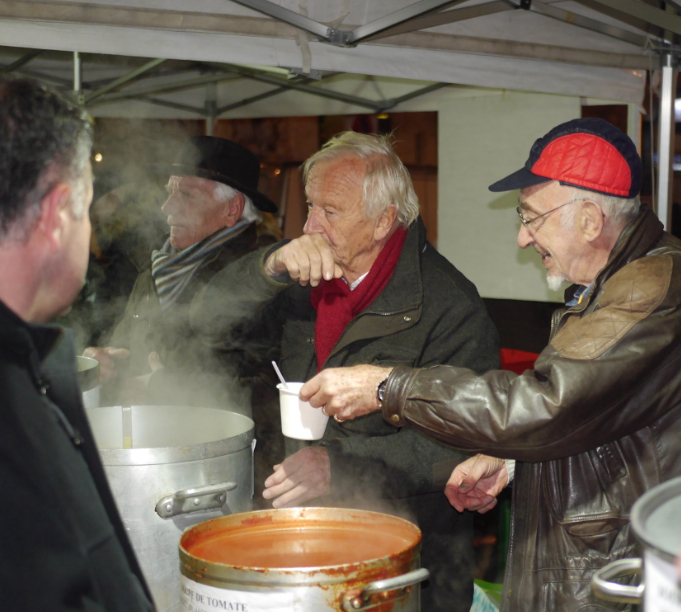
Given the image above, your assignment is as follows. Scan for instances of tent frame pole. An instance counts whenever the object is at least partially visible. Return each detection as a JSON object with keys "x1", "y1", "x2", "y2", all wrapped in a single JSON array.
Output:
[{"x1": 656, "y1": 52, "x2": 678, "y2": 231}]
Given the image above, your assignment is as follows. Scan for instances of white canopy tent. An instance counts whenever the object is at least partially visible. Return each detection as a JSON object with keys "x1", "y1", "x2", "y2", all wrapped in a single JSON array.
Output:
[
  {"x1": 0, "y1": 1, "x2": 676, "y2": 200},
  {"x1": 0, "y1": 1, "x2": 671, "y2": 107},
  {"x1": 0, "y1": 0, "x2": 678, "y2": 302}
]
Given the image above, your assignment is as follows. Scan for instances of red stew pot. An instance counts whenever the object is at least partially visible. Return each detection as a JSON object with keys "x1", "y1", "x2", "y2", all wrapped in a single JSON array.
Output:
[{"x1": 179, "y1": 507, "x2": 428, "y2": 612}]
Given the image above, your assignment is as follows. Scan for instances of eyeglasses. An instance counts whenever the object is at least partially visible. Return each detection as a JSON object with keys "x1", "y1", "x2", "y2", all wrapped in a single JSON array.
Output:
[{"x1": 516, "y1": 198, "x2": 586, "y2": 230}]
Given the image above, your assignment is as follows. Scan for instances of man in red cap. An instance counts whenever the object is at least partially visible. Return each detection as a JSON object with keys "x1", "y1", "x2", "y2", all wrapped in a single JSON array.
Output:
[{"x1": 297, "y1": 118, "x2": 681, "y2": 611}]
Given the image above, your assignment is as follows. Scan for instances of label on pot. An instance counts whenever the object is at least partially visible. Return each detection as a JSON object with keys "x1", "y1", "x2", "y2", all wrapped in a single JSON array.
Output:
[
  {"x1": 644, "y1": 550, "x2": 681, "y2": 611},
  {"x1": 181, "y1": 576, "x2": 294, "y2": 611}
]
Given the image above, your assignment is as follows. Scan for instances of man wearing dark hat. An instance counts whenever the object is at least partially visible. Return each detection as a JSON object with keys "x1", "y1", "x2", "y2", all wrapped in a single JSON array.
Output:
[
  {"x1": 297, "y1": 118, "x2": 681, "y2": 611},
  {"x1": 85, "y1": 135, "x2": 278, "y2": 411}
]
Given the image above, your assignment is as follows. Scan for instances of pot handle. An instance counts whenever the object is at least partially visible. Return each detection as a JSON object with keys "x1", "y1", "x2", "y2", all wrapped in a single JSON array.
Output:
[
  {"x1": 342, "y1": 567, "x2": 429, "y2": 611},
  {"x1": 591, "y1": 558, "x2": 644, "y2": 604},
  {"x1": 155, "y1": 482, "x2": 237, "y2": 519}
]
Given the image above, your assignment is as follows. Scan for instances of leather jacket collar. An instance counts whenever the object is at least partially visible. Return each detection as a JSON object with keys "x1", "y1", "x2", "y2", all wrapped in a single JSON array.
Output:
[{"x1": 563, "y1": 207, "x2": 664, "y2": 307}]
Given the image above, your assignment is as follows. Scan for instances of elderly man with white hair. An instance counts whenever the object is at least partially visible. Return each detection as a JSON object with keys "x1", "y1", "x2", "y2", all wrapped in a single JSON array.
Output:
[
  {"x1": 191, "y1": 131, "x2": 500, "y2": 612},
  {"x1": 296, "y1": 118, "x2": 681, "y2": 611},
  {"x1": 85, "y1": 136, "x2": 277, "y2": 409}
]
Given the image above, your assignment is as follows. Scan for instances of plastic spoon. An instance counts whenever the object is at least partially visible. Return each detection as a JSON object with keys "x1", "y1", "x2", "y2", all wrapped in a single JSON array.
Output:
[{"x1": 271, "y1": 361, "x2": 289, "y2": 390}]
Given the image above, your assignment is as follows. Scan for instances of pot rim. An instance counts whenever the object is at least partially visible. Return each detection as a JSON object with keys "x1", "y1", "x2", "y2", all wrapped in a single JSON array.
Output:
[
  {"x1": 92, "y1": 406, "x2": 254, "y2": 465},
  {"x1": 631, "y1": 475, "x2": 681, "y2": 561},
  {"x1": 179, "y1": 507, "x2": 422, "y2": 586},
  {"x1": 99, "y1": 427, "x2": 254, "y2": 465}
]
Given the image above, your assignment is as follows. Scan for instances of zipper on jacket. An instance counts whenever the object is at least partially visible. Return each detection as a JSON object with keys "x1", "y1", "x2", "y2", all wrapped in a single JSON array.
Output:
[
  {"x1": 47, "y1": 401, "x2": 84, "y2": 447},
  {"x1": 549, "y1": 292, "x2": 594, "y2": 341},
  {"x1": 319, "y1": 305, "x2": 419, "y2": 370}
]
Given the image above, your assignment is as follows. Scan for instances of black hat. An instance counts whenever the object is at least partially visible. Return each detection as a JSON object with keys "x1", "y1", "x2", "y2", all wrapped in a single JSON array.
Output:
[
  {"x1": 488, "y1": 118, "x2": 642, "y2": 198},
  {"x1": 164, "y1": 136, "x2": 277, "y2": 213}
]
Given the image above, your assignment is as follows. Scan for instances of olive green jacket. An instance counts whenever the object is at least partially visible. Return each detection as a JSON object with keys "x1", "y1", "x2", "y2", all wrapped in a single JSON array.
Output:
[
  {"x1": 191, "y1": 219, "x2": 500, "y2": 498},
  {"x1": 192, "y1": 218, "x2": 500, "y2": 611},
  {"x1": 107, "y1": 223, "x2": 266, "y2": 407}
]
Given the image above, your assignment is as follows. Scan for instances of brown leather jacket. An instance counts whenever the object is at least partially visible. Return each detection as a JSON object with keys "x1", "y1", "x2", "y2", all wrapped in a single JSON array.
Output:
[{"x1": 382, "y1": 208, "x2": 681, "y2": 611}]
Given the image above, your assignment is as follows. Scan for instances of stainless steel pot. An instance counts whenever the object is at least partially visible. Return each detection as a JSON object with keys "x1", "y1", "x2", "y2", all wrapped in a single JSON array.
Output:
[
  {"x1": 591, "y1": 476, "x2": 681, "y2": 610},
  {"x1": 86, "y1": 405, "x2": 254, "y2": 612},
  {"x1": 76, "y1": 356, "x2": 100, "y2": 407},
  {"x1": 179, "y1": 507, "x2": 429, "y2": 612}
]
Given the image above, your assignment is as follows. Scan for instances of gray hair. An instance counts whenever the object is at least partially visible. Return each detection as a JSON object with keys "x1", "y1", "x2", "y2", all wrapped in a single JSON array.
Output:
[
  {"x1": 302, "y1": 131, "x2": 419, "y2": 228},
  {"x1": 560, "y1": 186, "x2": 640, "y2": 229},
  {"x1": 213, "y1": 182, "x2": 261, "y2": 224}
]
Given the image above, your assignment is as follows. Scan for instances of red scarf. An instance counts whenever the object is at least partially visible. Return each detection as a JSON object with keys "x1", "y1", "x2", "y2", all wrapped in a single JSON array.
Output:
[{"x1": 310, "y1": 229, "x2": 407, "y2": 370}]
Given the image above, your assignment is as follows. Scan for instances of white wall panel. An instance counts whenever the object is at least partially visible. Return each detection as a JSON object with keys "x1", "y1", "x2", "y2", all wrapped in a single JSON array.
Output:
[{"x1": 437, "y1": 91, "x2": 579, "y2": 303}]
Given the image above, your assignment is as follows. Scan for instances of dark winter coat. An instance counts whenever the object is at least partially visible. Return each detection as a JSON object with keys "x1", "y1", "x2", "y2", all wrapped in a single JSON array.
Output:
[
  {"x1": 107, "y1": 222, "x2": 283, "y2": 498},
  {"x1": 191, "y1": 218, "x2": 500, "y2": 612},
  {"x1": 107, "y1": 223, "x2": 273, "y2": 408},
  {"x1": 0, "y1": 300, "x2": 154, "y2": 611},
  {"x1": 382, "y1": 208, "x2": 681, "y2": 611}
]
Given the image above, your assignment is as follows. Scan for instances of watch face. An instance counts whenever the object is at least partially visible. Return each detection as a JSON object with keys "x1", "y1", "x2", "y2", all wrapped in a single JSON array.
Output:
[{"x1": 377, "y1": 379, "x2": 387, "y2": 402}]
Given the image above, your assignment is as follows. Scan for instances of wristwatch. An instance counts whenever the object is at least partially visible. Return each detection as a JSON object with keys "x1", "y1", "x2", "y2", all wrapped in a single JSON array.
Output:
[{"x1": 376, "y1": 377, "x2": 388, "y2": 407}]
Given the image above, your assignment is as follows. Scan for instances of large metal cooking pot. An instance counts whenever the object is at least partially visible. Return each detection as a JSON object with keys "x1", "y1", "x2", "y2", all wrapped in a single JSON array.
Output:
[
  {"x1": 76, "y1": 355, "x2": 100, "y2": 407},
  {"x1": 179, "y1": 507, "x2": 429, "y2": 611},
  {"x1": 591, "y1": 476, "x2": 681, "y2": 610},
  {"x1": 86, "y1": 405, "x2": 254, "y2": 612}
]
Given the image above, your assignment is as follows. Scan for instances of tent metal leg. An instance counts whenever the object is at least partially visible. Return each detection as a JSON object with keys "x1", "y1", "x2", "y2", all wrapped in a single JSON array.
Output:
[{"x1": 656, "y1": 52, "x2": 678, "y2": 230}]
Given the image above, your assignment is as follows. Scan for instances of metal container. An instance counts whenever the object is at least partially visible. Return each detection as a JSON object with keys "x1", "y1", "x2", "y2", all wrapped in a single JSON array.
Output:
[
  {"x1": 76, "y1": 355, "x2": 100, "y2": 407},
  {"x1": 86, "y1": 405, "x2": 255, "y2": 612},
  {"x1": 179, "y1": 507, "x2": 429, "y2": 612},
  {"x1": 592, "y1": 476, "x2": 681, "y2": 610}
]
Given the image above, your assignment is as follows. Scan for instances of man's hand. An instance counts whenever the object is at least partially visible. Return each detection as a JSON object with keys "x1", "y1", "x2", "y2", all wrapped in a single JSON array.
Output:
[
  {"x1": 300, "y1": 365, "x2": 392, "y2": 422},
  {"x1": 445, "y1": 454, "x2": 508, "y2": 514},
  {"x1": 264, "y1": 233, "x2": 342, "y2": 287},
  {"x1": 262, "y1": 447, "x2": 331, "y2": 508},
  {"x1": 119, "y1": 352, "x2": 163, "y2": 405},
  {"x1": 83, "y1": 346, "x2": 130, "y2": 383}
]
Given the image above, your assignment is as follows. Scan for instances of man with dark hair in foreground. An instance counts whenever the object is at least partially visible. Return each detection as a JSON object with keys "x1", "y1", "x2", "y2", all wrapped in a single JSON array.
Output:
[
  {"x1": 299, "y1": 118, "x2": 681, "y2": 611},
  {"x1": 0, "y1": 76, "x2": 154, "y2": 611}
]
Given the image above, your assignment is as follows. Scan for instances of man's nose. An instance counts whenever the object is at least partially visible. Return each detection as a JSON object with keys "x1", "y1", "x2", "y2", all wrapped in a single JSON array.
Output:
[
  {"x1": 517, "y1": 224, "x2": 533, "y2": 249},
  {"x1": 304, "y1": 207, "x2": 323, "y2": 234},
  {"x1": 161, "y1": 193, "x2": 177, "y2": 214}
]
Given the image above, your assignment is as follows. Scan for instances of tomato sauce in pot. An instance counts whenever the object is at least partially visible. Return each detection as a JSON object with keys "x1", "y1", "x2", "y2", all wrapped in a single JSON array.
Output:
[{"x1": 185, "y1": 523, "x2": 413, "y2": 568}]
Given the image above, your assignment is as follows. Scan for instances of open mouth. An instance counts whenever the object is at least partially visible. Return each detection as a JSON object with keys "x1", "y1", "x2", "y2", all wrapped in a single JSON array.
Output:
[{"x1": 535, "y1": 247, "x2": 551, "y2": 263}]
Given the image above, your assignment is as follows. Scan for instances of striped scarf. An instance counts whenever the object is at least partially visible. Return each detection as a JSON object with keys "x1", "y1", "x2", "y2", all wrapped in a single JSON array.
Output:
[{"x1": 151, "y1": 221, "x2": 250, "y2": 309}]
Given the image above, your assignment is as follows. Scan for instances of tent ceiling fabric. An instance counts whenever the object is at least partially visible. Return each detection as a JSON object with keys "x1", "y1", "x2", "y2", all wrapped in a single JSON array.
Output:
[{"x1": 0, "y1": 0, "x2": 676, "y2": 117}]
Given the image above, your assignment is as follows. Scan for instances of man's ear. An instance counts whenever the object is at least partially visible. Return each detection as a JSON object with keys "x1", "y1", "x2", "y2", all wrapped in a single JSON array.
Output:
[
  {"x1": 579, "y1": 200, "x2": 605, "y2": 243},
  {"x1": 36, "y1": 182, "x2": 72, "y2": 250},
  {"x1": 374, "y1": 204, "x2": 398, "y2": 242},
  {"x1": 224, "y1": 192, "x2": 246, "y2": 228}
]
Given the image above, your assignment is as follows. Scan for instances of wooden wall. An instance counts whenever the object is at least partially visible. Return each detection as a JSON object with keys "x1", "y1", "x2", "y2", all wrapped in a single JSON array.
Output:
[
  {"x1": 93, "y1": 113, "x2": 439, "y2": 245},
  {"x1": 213, "y1": 112, "x2": 439, "y2": 244}
]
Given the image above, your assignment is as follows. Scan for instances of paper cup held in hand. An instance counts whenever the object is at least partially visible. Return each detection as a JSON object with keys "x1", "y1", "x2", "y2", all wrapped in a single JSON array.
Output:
[{"x1": 277, "y1": 382, "x2": 329, "y2": 440}]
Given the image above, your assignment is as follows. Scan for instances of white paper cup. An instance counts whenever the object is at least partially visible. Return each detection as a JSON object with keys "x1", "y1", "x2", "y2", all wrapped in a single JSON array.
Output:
[{"x1": 277, "y1": 382, "x2": 329, "y2": 440}]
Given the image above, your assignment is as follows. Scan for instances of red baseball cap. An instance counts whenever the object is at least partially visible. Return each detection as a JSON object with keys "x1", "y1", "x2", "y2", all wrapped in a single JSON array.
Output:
[{"x1": 488, "y1": 118, "x2": 642, "y2": 198}]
